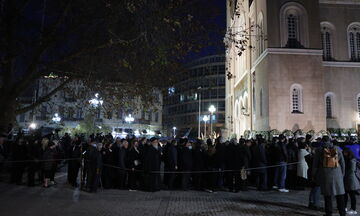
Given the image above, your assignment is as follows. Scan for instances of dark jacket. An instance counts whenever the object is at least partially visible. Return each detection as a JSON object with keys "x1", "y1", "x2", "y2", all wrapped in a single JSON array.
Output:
[
  {"x1": 164, "y1": 143, "x2": 177, "y2": 170},
  {"x1": 127, "y1": 147, "x2": 142, "y2": 169},
  {"x1": 180, "y1": 147, "x2": 193, "y2": 171}
]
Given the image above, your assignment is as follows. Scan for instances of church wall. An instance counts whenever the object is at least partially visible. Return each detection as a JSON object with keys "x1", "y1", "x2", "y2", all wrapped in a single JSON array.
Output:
[
  {"x1": 319, "y1": 3, "x2": 360, "y2": 61},
  {"x1": 267, "y1": 53, "x2": 326, "y2": 132},
  {"x1": 324, "y1": 66, "x2": 360, "y2": 129}
]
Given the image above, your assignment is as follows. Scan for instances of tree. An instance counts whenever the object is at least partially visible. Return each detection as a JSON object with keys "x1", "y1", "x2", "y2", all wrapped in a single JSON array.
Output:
[{"x1": 0, "y1": 0, "x2": 222, "y2": 130}]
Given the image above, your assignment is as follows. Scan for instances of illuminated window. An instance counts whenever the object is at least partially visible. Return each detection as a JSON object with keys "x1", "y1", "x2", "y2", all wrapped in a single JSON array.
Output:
[
  {"x1": 348, "y1": 24, "x2": 360, "y2": 61},
  {"x1": 326, "y1": 96, "x2": 332, "y2": 118},
  {"x1": 290, "y1": 84, "x2": 303, "y2": 113}
]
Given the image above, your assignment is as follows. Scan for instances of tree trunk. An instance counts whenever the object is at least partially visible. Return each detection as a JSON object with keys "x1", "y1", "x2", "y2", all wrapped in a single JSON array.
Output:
[{"x1": 0, "y1": 96, "x2": 17, "y2": 132}]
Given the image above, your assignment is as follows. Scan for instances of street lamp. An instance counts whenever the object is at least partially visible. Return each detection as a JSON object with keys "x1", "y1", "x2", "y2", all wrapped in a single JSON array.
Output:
[
  {"x1": 125, "y1": 114, "x2": 134, "y2": 124},
  {"x1": 197, "y1": 86, "x2": 202, "y2": 138},
  {"x1": 52, "y1": 113, "x2": 61, "y2": 123},
  {"x1": 203, "y1": 115, "x2": 209, "y2": 138},
  {"x1": 29, "y1": 123, "x2": 37, "y2": 130},
  {"x1": 89, "y1": 93, "x2": 104, "y2": 107},
  {"x1": 208, "y1": 105, "x2": 216, "y2": 136},
  {"x1": 172, "y1": 126, "x2": 177, "y2": 138}
]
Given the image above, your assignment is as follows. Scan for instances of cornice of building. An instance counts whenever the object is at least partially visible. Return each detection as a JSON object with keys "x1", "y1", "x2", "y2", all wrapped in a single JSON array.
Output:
[
  {"x1": 323, "y1": 61, "x2": 360, "y2": 68},
  {"x1": 234, "y1": 70, "x2": 249, "y2": 88},
  {"x1": 320, "y1": 0, "x2": 360, "y2": 5},
  {"x1": 250, "y1": 48, "x2": 323, "y2": 72}
]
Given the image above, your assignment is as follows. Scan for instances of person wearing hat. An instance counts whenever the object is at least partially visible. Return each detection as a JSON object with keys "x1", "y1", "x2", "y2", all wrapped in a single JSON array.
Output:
[
  {"x1": 163, "y1": 139, "x2": 178, "y2": 190},
  {"x1": 85, "y1": 139, "x2": 103, "y2": 192},
  {"x1": 180, "y1": 139, "x2": 193, "y2": 191},
  {"x1": 143, "y1": 137, "x2": 161, "y2": 192}
]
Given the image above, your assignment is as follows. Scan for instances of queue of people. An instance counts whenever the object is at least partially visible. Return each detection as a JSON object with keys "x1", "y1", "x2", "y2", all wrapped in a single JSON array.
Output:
[{"x1": 1, "y1": 132, "x2": 360, "y2": 216}]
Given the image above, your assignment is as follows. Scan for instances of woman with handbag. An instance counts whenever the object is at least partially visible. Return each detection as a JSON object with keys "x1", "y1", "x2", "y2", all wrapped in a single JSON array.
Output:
[{"x1": 343, "y1": 147, "x2": 360, "y2": 215}]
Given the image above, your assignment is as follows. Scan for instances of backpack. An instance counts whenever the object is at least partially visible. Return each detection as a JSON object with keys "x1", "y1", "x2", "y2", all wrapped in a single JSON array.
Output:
[{"x1": 323, "y1": 147, "x2": 339, "y2": 168}]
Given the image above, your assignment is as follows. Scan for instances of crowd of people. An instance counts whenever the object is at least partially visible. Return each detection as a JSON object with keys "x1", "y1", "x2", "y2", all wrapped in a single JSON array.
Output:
[{"x1": 1, "y1": 131, "x2": 360, "y2": 216}]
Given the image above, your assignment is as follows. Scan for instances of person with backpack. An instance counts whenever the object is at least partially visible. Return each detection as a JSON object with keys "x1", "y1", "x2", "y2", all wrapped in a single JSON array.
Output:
[
  {"x1": 312, "y1": 137, "x2": 346, "y2": 216},
  {"x1": 343, "y1": 147, "x2": 360, "y2": 215}
]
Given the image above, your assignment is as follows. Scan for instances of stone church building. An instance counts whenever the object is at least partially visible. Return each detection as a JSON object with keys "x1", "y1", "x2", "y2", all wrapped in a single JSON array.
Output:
[{"x1": 225, "y1": 0, "x2": 360, "y2": 138}]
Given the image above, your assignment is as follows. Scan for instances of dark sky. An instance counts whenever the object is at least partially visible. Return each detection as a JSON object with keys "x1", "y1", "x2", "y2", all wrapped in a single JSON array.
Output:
[{"x1": 184, "y1": 0, "x2": 226, "y2": 62}]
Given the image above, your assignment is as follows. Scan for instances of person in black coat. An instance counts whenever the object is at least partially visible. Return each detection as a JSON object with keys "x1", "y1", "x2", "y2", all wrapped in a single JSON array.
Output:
[
  {"x1": 192, "y1": 139, "x2": 205, "y2": 190},
  {"x1": 85, "y1": 140, "x2": 103, "y2": 193},
  {"x1": 226, "y1": 138, "x2": 243, "y2": 192},
  {"x1": 163, "y1": 140, "x2": 178, "y2": 190},
  {"x1": 42, "y1": 139, "x2": 57, "y2": 188},
  {"x1": 0, "y1": 134, "x2": 7, "y2": 181},
  {"x1": 251, "y1": 136, "x2": 268, "y2": 191},
  {"x1": 112, "y1": 138, "x2": 128, "y2": 189},
  {"x1": 101, "y1": 142, "x2": 114, "y2": 189},
  {"x1": 214, "y1": 138, "x2": 226, "y2": 190},
  {"x1": 81, "y1": 138, "x2": 90, "y2": 187},
  {"x1": 11, "y1": 137, "x2": 28, "y2": 185},
  {"x1": 180, "y1": 140, "x2": 193, "y2": 190},
  {"x1": 26, "y1": 138, "x2": 41, "y2": 186},
  {"x1": 143, "y1": 137, "x2": 161, "y2": 192},
  {"x1": 68, "y1": 136, "x2": 82, "y2": 187},
  {"x1": 127, "y1": 140, "x2": 142, "y2": 190}
]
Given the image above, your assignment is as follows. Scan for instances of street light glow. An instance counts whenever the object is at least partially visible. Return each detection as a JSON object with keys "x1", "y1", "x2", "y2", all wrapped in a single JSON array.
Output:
[
  {"x1": 52, "y1": 113, "x2": 61, "y2": 123},
  {"x1": 125, "y1": 114, "x2": 134, "y2": 123},
  {"x1": 208, "y1": 105, "x2": 216, "y2": 114},
  {"x1": 29, "y1": 123, "x2": 37, "y2": 130},
  {"x1": 203, "y1": 115, "x2": 209, "y2": 122},
  {"x1": 173, "y1": 126, "x2": 177, "y2": 130},
  {"x1": 89, "y1": 93, "x2": 104, "y2": 107}
]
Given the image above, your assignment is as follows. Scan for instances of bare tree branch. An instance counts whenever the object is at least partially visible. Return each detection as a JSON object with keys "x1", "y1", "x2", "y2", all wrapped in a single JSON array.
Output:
[{"x1": 15, "y1": 77, "x2": 73, "y2": 114}]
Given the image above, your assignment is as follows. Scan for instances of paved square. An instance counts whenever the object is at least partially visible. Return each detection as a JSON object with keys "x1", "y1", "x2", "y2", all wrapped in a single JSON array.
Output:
[{"x1": 0, "y1": 174, "x2": 350, "y2": 216}]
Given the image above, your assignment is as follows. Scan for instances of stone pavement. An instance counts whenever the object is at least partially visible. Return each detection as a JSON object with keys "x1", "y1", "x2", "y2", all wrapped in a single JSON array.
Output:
[{"x1": 0, "y1": 174, "x2": 348, "y2": 216}]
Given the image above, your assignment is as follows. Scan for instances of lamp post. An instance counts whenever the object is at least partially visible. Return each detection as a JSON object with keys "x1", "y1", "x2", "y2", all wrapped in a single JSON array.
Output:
[
  {"x1": 172, "y1": 126, "x2": 176, "y2": 138},
  {"x1": 208, "y1": 105, "x2": 216, "y2": 136},
  {"x1": 197, "y1": 86, "x2": 202, "y2": 138},
  {"x1": 89, "y1": 93, "x2": 103, "y2": 107},
  {"x1": 125, "y1": 114, "x2": 134, "y2": 124},
  {"x1": 52, "y1": 113, "x2": 61, "y2": 123},
  {"x1": 125, "y1": 114, "x2": 135, "y2": 136},
  {"x1": 203, "y1": 115, "x2": 209, "y2": 138}
]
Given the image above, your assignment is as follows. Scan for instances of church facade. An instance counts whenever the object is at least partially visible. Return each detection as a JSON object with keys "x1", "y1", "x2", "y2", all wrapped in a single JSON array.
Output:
[{"x1": 224, "y1": 0, "x2": 360, "y2": 138}]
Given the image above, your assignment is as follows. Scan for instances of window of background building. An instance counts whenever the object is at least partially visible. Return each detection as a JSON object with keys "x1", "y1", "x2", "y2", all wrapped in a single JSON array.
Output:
[
  {"x1": 76, "y1": 108, "x2": 83, "y2": 119},
  {"x1": 41, "y1": 106, "x2": 47, "y2": 119},
  {"x1": 19, "y1": 113, "x2": 26, "y2": 122},
  {"x1": 96, "y1": 108, "x2": 101, "y2": 119},
  {"x1": 107, "y1": 111, "x2": 112, "y2": 120}
]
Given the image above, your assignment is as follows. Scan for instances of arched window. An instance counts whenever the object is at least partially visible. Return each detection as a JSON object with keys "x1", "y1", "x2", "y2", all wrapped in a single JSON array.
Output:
[
  {"x1": 290, "y1": 84, "x2": 303, "y2": 113},
  {"x1": 257, "y1": 12, "x2": 265, "y2": 55},
  {"x1": 326, "y1": 96, "x2": 332, "y2": 118},
  {"x1": 348, "y1": 23, "x2": 360, "y2": 61},
  {"x1": 321, "y1": 22, "x2": 335, "y2": 61},
  {"x1": 280, "y1": 2, "x2": 308, "y2": 48}
]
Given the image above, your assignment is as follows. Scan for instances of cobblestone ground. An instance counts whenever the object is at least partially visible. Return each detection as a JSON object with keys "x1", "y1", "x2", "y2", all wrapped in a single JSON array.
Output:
[{"x1": 0, "y1": 173, "x2": 351, "y2": 216}]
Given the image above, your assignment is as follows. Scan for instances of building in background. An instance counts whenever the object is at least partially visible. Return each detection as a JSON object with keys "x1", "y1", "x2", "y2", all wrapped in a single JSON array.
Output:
[
  {"x1": 16, "y1": 77, "x2": 163, "y2": 137},
  {"x1": 163, "y1": 55, "x2": 226, "y2": 138},
  {"x1": 225, "y1": 0, "x2": 360, "y2": 139}
]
